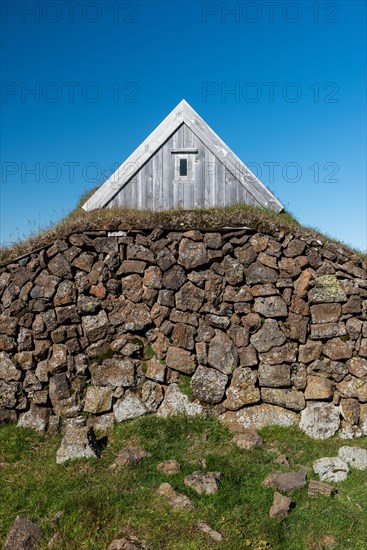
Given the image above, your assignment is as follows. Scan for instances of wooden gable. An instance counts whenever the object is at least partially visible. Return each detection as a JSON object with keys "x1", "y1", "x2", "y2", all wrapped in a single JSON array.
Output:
[{"x1": 82, "y1": 100, "x2": 284, "y2": 213}]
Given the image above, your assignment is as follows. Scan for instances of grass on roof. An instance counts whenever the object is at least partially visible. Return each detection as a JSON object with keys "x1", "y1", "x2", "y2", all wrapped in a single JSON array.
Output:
[{"x1": 0, "y1": 187, "x2": 365, "y2": 266}]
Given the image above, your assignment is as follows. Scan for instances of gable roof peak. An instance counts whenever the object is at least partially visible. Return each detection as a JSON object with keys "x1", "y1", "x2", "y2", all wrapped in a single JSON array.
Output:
[{"x1": 82, "y1": 101, "x2": 284, "y2": 213}]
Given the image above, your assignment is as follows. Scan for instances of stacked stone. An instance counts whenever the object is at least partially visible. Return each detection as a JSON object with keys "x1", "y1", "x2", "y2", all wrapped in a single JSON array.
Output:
[{"x1": 0, "y1": 227, "x2": 366, "y2": 438}]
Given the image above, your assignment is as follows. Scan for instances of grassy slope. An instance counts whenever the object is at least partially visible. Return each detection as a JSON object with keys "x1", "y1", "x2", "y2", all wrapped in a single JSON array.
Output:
[
  {"x1": 1, "y1": 188, "x2": 365, "y2": 265},
  {"x1": 1, "y1": 417, "x2": 367, "y2": 550}
]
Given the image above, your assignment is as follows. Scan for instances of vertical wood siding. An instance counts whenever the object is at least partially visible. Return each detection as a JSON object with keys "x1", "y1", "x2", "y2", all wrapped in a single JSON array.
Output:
[{"x1": 107, "y1": 123, "x2": 263, "y2": 210}]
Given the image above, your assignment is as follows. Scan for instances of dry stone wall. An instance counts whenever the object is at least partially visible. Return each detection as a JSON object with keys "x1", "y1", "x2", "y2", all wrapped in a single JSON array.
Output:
[{"x1": 0, "y1": 227, "x2": 366, "y2": 439}]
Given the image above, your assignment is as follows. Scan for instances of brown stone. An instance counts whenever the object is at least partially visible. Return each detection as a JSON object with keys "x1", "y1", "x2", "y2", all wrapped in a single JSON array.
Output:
[
  {"x1": 342, "y1": 295, "x2": 362, "y2": 314},
  {"x1": 157, "y1": 459, "x2": 181, "y2": 475},
  {"x1": 298, "y1": 341, "x2": 322, "y2": 364},
  {"x1": 0, "y1": 351, "x2": 21, "y2": 381},
  {"x1": 165, "y1": 346, "x2": 195, "y2": 374},
  {"x1": 281, "y1": 312, "x2": 308, "y2": 344},
  {"x1": 258, "y1": 363, "x2": 291, "y2": 387},
  {"x1": 346, "y1": 318, "x2": 363, "y2": 340},
  {"x1": 250, "y1": 234, "x2": 270, "y2": 252},
  {"x1": 196, "y1": 521, "x2": 223, "y2": 543},
  {"x1": 84, "y1": 386, "x2": 113, "y2": 414},
  {"x1": 244, "y1": 261, "x2": 278, "y2": 284},
  {"x1": 114, "y1": 446, "x2": 151, "y2": 467},
  {"x1": 117, "y1": 260, "x2": 146, "y2": 275},
  {"x1": 93, "y1": 236, "x2": 118, "y2": 254},
  {"x1": 308, "y1": 359, "x2": 347, "y2": 383},
  {"x1": 310, "y1": 303, "x2": 341, "y2": 324},
  {"x1": 254, "y1": 296, "x2": 287, "y2": 318},
  {"x1": 0, "y1": 334, "x2": 16, "y2": 352},
  {"x1": 234, "y1": 245, "x2": 257, "y2": 267},
  {"x1": 18, "y1": 405, "x2": 51, "y2": 434},
  {"x1": 144, "y1": 357, "x2": 166, "y2": 383},
  {"x1": 55, "y1": 305, "x2": 80, "y2": 325},
  {"x1": 340, "y1": 398, "x2": 360, "y2": 424},
  {"x1": 250, "y1": 283, "x2": 279, "y2": 297},
  {"x1": 278, "y1": 257, "x2": 302, "y2": 277},
  {"x1": 156, "y1": 248, "x2": 176, "y2": 272},
  {"x1": 157, "y1": 482, "x2": 194, "y2": 510},
  {"x1": 220, "y1": 404, "x2": 298, "y2": 432},
  {"x1": 150, "y1": 304, "x2": 169, "y2": 328},
  {"x1": 82, "y1": 310, "x2": 109, "y2": 342},
  {"x1": 3, "y1": 516, "x2": 43, "y2": 550},
  {"x1": 208, "y1": 330, "x2": 238, "y2": 374},
  {"x1": 90, "y1": 358, "x2": 136, "y2": 387},
  {"x1": 308, "y1": 480, "x2": 336, "y2": 498},
  {"x1": 203, "y1": 232, "x2": 223, "y2": 249},
  {"x1": 290, "y1": 295, "x2": 310, "y2": 316},
  {"x1": 190, "y1": 365, "x2": 227, "y2": 403},
  {"x1": 72, "y1": 252, "x2": 94, "y2": 272},
  {"x1": 242, "y1": 313, "x2": 262, "y2": 333},
  {"x1": 121, "y1": 274, "x2": 143, "y2": 303},
  {"x1": 142, "y1": 266, "x2": 162, "y2": 289},
  {"x1": 53, "y1": 280, "x2": 76, "y2": 306},
  {"x1": 360, "y1": 338, "x2": 367, "y2": 358},
  {"x1": 0, "y1": 315, "x2": 18, "y2": 336},
  {"x1": 294, "y1": 268, "x2": 313, "y2": 298},
  {"x1": 291, "y1": 363, "x2": 307, "y2": 390},
  {"x1": 304, "y1": 376, "x2": 334, "y2": 400},
  {"x1": 238, "y1": 345, "x2": 258, "y2": 367},
  {"x1": 257, "y1": 252, "x2": 278, "y2": 269},
  {"x1": 310, "y1": 322, "x2": 347, "y2": 339},
  {"x1": 171, "y1": 323, "x2": 195, "y2": 350},
  {"x1": 250, "y1": 319, "x2": 286, "y2": 353},
  {"x1": 90, "y1": 283, "x2": 107, "y2": 299},
  {"x1": 259, "y1": 342, "x2": 297, "y2": 365},
  {"x1": 31, "y1": 271, "x2": 59, "y2": 299},
  {"x1": 175, "y1": 282, "x2": 204, "y2": 312},
  {"x1": 141, "y1": 380, "x2": 163, "y2": 412},
  {"x1": 284, "y1": 238, "x2": 306, "y2": 257},
  {"x1": 122, "y1": 301, "x2": 152, "y2": 331},
  {"x1": 347, "y1": 357, "x2": 367, "y2": 378},
  {"x1": 184, "y1": 471, "x2": 221, "y2": 495},
  {"x1": 48, "y1": 253, "x2": 72, "y2": 279},
  {"x1": 126, "y1": 244, "x2": 155, "y2": 263},
  {"x1": 263, "y1": 471, "x2": 307, "y2": 493},
  {"x1": 169, "y1": 309, "x2": 199, "y2": 327},
  {"x1": 233, "y1": 430, "x2": 263, "y2": 450},
  {"x1": 0, "y1": 380, "x2": 22, "y2": 408},
  {"x1": 323, "y1": 338, "x2": 354, "y2": 361},
  {"x1": 222, "y1": 256, "x2": 244, "y2": 285},
  {"x1": 223, "y1": 367, "x2": 260, "y2": 409},
  {"x1": 269, "y1": 491, "x2": 292, "y2": 519},
  {"x1": 178, "y1": 239, "x2": 208, "y2": 270},
  {"x1": 261, "y1": 388, "x2": 305, "y2": 411},
  {"x1": 338, "y1": 377, "x2": 367, "y2": 402}
]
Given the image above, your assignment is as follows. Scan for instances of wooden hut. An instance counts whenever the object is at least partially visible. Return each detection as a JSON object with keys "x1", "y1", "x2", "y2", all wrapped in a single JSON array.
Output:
[{"x1": 82, "y1": 100, "x2": 283, "y2": 213}]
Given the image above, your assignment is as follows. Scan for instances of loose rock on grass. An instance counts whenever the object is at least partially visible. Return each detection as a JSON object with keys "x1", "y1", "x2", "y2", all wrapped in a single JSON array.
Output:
[
  {"x1": 156, "y1": 482, "x2": 194, "y2": 510},
  {"x1": 263, "y1": 472, "x2": 307, "y2": 494},
  {"x1": 184, "y1": 471, "x2": 221, "y2": 495},
  {"x1": 269, "y1": 492, "x2": 293, "y2": 519},
  {"x1": 3, "y1": 516, "x2": 43, "y2": 550}
]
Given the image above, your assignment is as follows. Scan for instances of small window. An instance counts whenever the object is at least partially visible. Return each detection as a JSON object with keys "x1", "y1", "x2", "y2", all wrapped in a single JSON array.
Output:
[{"x1": 179, "y1": 158, "x2": 188, "y2": 177}]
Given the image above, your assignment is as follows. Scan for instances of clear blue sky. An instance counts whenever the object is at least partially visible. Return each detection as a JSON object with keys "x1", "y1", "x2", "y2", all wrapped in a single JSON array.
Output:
[{"x1": 1, "y1": 0, "x2": 366, "y2": 251}]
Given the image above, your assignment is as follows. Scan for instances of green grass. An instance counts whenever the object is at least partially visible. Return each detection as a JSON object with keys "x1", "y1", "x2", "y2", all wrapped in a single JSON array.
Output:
[
  {"x1": 1, "y1": 185, "x2": 365, "y2": 265},
  {"x1": 1, "y1": 418, "x2": 367, "y2": 549}
]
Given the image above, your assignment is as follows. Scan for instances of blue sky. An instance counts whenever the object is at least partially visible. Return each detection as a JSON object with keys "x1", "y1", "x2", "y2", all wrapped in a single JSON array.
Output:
[{"x1": 1, "y1": 0, "x2": 366, "y2": 251}]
